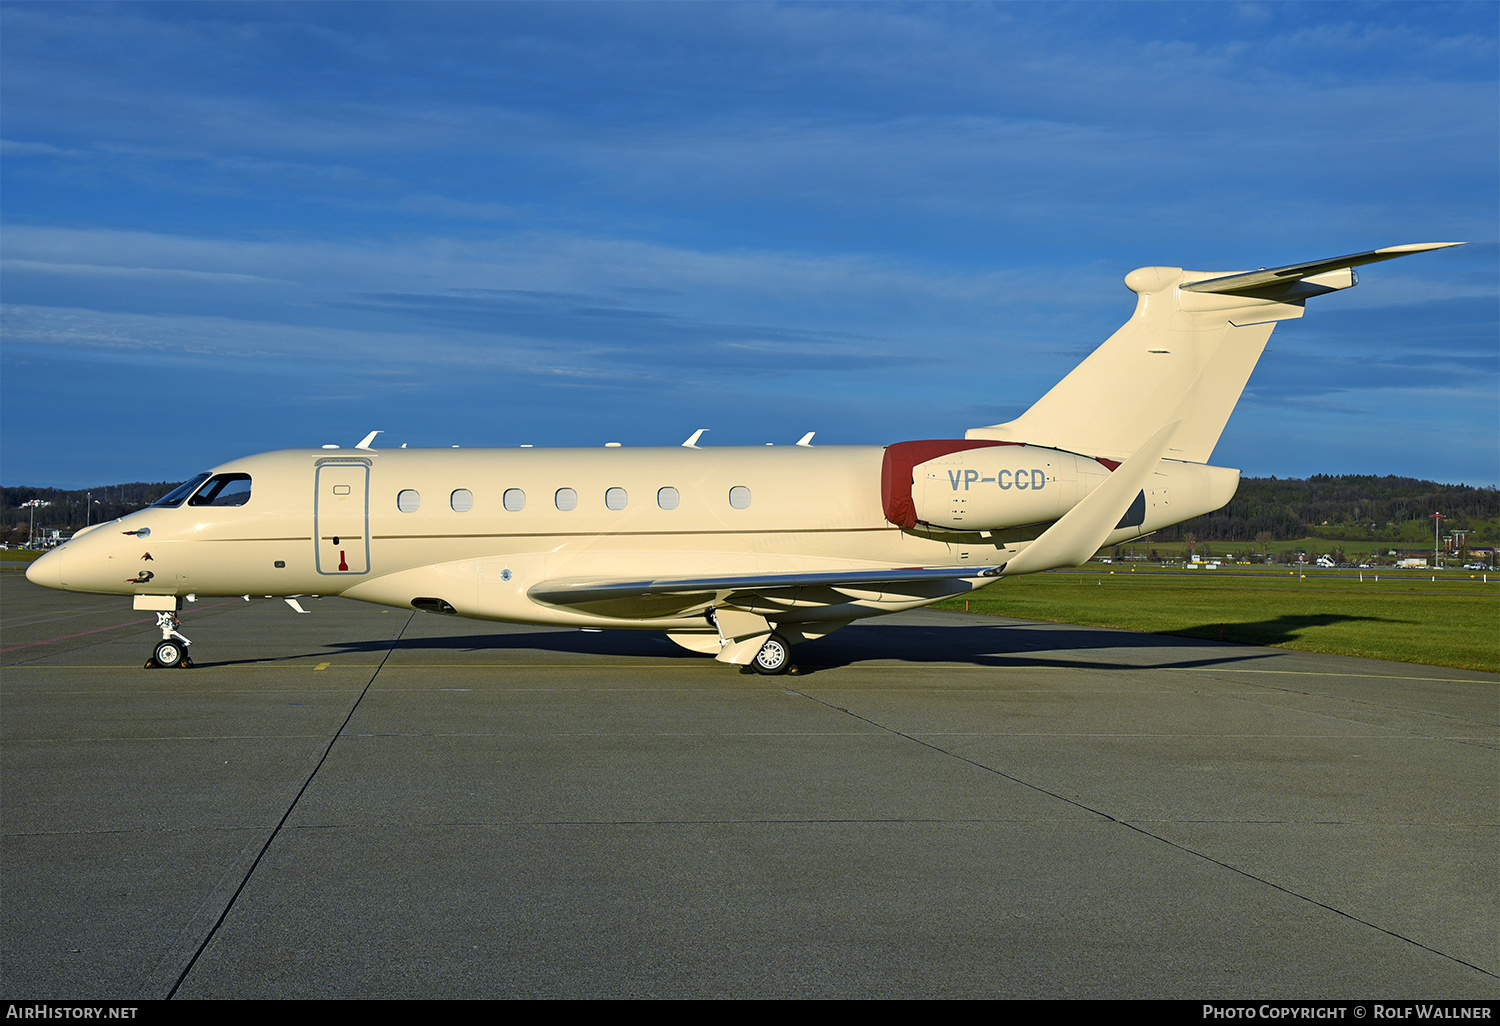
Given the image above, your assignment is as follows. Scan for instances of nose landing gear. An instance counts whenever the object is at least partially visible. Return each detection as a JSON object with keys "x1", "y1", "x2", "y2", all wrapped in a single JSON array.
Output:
[{"x1": 146, "y1": 612, "x2": 193, "y2": 668}]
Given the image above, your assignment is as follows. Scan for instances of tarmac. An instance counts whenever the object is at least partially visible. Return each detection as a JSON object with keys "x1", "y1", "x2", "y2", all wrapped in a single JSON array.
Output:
[{"x1": 2, "y1": 567, "x2": 1496, "y2": 999}]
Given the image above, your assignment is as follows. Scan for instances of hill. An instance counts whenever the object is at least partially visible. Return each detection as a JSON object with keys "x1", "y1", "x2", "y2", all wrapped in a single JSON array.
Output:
[{"x1": 1155, "y1": 475, "x2": 1498, "y2": 543}]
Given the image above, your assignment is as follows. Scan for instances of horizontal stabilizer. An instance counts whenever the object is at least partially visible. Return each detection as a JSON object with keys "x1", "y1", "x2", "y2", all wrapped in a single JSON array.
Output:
[
  {"x1": 1001, "y1": 422, "x2": 1178, "y2": 575},
  {"x1": 1182, "y1": 242, "x2": 1464, "y2": 295}
]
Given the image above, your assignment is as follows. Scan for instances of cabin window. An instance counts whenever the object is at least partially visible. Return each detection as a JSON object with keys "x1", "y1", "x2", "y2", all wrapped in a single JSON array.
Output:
[
  {"x1": 503, "y1": 488, "x2": 526, "y2": 512},
  {"x1": 152, "y1": 473, "x2": 211, "y2": 508},
  {"x1": 397, "y1": 489, "x2": 421, "y2": 513},
  {"x1": 657, "y1": 486, "x2": 680, "y2": 510},
  {"x1": 555, "y1": 488, "x2": 578, "y2": 512},
  {"x1": 450, "y1": 489, "x2": 474, "y2": 513},
  {"x1": 187, "y1": 474, "x2": 252, "y2": 507},
  {"x1": 605, "y1": 487, "x2": 627, "y2": 511},
  {"x1": 728, "y1": 485, "x2": 752, "y2": 510}
]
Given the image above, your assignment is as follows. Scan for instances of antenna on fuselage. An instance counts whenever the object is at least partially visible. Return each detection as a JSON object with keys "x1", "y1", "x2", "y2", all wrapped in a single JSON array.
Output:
[
  {"x1": 682, "y1": 429, "x2": 708, "y2": 448},
  {"x1": 796, "y1": 432, "x2": 815, "y2": 447},
  {"x1": 356, "y1": 430, "x2": 382, "y2": 449}
]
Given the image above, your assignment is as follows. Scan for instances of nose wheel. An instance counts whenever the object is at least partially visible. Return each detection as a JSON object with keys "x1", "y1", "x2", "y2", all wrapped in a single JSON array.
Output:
[{"x1": 146, "y1": 612, "x2": 193, "y2": 668}]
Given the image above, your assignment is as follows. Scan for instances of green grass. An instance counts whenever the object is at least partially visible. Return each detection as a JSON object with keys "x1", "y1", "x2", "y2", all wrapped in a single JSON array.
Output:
[{"x1": 935, "y1": 566, "x2": 1500, "y2": 673}]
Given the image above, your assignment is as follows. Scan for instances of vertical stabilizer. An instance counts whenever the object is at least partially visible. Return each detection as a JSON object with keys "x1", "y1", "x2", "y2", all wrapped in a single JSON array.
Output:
[{"x1": 967, "y1": 243, "x2": 1463, "y2": 463}]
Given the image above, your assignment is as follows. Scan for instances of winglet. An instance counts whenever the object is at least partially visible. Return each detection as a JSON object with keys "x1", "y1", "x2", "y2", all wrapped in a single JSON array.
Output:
[{"x1": 1002, "y1": 422, "x2": 1179, "y2": 576}]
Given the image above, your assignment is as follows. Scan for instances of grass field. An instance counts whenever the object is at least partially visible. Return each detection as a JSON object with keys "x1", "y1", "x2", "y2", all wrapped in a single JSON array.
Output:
[{"x1": 935, "y1": 566, "x2": 1500, "y2": 673}]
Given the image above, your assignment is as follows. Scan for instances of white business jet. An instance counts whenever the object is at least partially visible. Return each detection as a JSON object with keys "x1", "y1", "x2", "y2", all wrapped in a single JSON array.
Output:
[{"x1": 27, "y1": 243, "x2": 1462, "y2": 673}]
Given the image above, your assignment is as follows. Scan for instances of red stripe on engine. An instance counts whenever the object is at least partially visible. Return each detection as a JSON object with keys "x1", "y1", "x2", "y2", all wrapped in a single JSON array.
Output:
[{"x1": 880, "y1": 439, "x2": 1022, "y2": 528}]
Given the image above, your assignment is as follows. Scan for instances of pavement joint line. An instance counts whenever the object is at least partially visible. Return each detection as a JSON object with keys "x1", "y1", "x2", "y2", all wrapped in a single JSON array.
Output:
[
  {"x1": 1, "y1": 616, "x2": 158, "y2": 653},
  {"x1": 7, "y1": 730, "x2": 1494, "y2": 744},
  {"x1": 1173, "y1": 667, "x2": 1498, "y2": 683},
  {"x1": 0, "y1": 597, "x2": 249, "y2": 655},
  {"x1": 0, "y1": 599, "x2": 144, "y2": 628},
  {"x1": 783, "y1": 683, "x2": 1500, "y2": 983},
  {"x1": 10, "y1": 813, "x2": 1491, "y2": 840},
  {"x1": 1184, "y1": 670, "x2": 1500, "y2": 732},
  {"x1": 163, "y1": 608, "x2": 419, "y2": 1000}
]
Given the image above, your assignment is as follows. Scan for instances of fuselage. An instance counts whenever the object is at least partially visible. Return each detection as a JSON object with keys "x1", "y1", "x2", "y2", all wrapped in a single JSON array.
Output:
[{"x1": 26, "y1": 441, "x2": 1235, "y2": 634}]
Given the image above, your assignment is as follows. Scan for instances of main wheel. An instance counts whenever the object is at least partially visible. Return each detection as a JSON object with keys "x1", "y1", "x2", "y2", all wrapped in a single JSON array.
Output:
[
  {"x1": 751, "y1": 634, "x2": 792, "y2": 675},
  {"x1": 152, "y1": 640, "x2": 185, "y2": 669}
]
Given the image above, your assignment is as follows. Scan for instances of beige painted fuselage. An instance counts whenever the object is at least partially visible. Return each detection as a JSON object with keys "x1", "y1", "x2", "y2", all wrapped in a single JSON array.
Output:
[
  {"x1": 27, "y1": 243, "x2": 1461, "y2": 668},
  {"x1": 34, "y1": 441, "x2": 1225, "y2": 618}
]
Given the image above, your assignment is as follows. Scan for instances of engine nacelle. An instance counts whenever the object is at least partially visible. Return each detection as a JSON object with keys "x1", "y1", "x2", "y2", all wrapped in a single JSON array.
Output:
[
  {"x1": 909, "y1": 444, "x2": 1107, "y2": 530},
  {"x1": 882, "y1": 439, "x2": 1239, "y2": 534}
]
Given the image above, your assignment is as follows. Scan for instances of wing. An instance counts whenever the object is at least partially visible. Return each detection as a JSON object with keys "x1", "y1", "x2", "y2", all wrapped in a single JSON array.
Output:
[{"x1": 528, "y1": 564, "x2": 1000, "y2": 619}]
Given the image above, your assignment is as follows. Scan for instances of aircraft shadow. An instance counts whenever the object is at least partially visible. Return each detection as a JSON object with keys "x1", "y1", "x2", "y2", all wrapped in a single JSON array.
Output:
[
  {"x1": 1161, "y1": 612, "x2": 1394, "y2": 648},
  {"x1": 193, "y1": 613, "x2": 1386, "y2": 674}
]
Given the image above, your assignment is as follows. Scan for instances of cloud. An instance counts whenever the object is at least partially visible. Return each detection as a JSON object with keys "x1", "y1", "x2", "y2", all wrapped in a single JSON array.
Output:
[{"x1": 1, "y1": 2, "x2": 1494, "y2": 485}]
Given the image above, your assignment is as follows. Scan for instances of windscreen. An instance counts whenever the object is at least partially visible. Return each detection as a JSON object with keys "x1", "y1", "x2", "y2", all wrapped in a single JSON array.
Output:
[
  {"x1": 187, "y1": 474, "x2": 252, "y2": 507},
  {"x1": 151, "y1": 473, "x2": 211, "y2": 508}
]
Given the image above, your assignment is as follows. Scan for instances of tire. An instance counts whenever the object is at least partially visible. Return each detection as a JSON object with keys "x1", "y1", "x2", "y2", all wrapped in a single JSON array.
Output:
[
  {"x1": 153, "y1": 640, "x2": 184, "y2": 669},
  {"x1": 751, "y1": 634, "x2": 791, "y2": 675}
]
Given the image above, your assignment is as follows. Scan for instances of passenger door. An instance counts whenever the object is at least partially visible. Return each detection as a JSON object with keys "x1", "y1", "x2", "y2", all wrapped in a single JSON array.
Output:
[{"x1": 314, "y1": 461, "x2": 370, "y2": 575}]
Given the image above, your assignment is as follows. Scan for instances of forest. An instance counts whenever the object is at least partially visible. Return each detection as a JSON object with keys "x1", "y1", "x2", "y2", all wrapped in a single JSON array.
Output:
[{"x1": 1151, "y1": 474, "x2": 1499, "y2": 543}]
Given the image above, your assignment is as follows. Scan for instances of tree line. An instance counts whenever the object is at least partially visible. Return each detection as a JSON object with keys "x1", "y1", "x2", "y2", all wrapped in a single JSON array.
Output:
[
  {"x1": 1153, "y1": 475, "x2": 1499, "y2": 542},
  {"x1": 3, "y1": 474, "x2": 1496, "y2": 546},
  {"x1": 1, "y1": 482, "x2": 177, "y2": 545}
]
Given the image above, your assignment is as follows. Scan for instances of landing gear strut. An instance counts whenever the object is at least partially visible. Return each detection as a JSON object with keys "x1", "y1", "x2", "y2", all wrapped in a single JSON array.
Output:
[{"x1": 146, "y1": 612, "x2": 193, "y2": 669}]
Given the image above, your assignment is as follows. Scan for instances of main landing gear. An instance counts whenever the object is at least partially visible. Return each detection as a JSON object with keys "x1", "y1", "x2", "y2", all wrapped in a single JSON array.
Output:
[
  {"x1": 145, "y1": 611, "x2": 193, "y2": 669},
  {"x1": 750, "y1": 633, "x2": 796, "y2": 676},
  {"x1": 703, "y1": 607, "x2": 800, "y2": 675}
]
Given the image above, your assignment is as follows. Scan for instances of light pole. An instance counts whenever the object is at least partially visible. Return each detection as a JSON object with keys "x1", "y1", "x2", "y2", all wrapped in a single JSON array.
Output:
[{"x1": 1430, "y1": 511, "x2": 1445, "y2": 569}]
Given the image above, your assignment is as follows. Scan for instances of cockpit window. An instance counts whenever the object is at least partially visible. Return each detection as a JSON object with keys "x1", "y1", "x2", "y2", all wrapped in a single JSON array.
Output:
[
  {"x1": 187, "y1": 474, "x2": 253, "y2": 507},
  {"x1": 151, "y1": 473, "x2": 212, "y2": 508}
]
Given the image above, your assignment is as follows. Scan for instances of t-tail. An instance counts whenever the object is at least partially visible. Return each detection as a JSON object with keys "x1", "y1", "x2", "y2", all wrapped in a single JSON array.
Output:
[
  {"x1": 882, "y1": 243, "x2": 1465, "y2": 573},
  {"x1": 966, "y1": 242, "x2": 1465, "y2": 464}
]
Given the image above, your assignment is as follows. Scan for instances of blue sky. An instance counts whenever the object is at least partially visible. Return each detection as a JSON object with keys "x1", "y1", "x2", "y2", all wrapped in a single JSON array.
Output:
[{"x1": 2, "y1": 1, "x2": 1495, "y2": 489}]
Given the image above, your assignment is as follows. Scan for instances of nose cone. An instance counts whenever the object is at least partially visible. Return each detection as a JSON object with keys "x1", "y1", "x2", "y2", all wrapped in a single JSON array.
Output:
[{"x1": 25, "y1": 548, "x2": 64, "y2": 590}]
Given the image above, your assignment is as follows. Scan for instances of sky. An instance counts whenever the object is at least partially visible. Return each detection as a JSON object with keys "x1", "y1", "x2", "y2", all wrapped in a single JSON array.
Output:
[{"x1": 2, "y1": 1, "x2": 1495, "y2": 489}]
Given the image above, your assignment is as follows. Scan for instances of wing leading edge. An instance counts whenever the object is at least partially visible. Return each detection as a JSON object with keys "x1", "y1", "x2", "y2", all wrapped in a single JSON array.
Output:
[
  {"x1": 528, "y1": 564, "x2": 1001, "y2": 611},
  {"x1": 1182, "y1": 242, "x2": 1464, "y2": 295}
]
